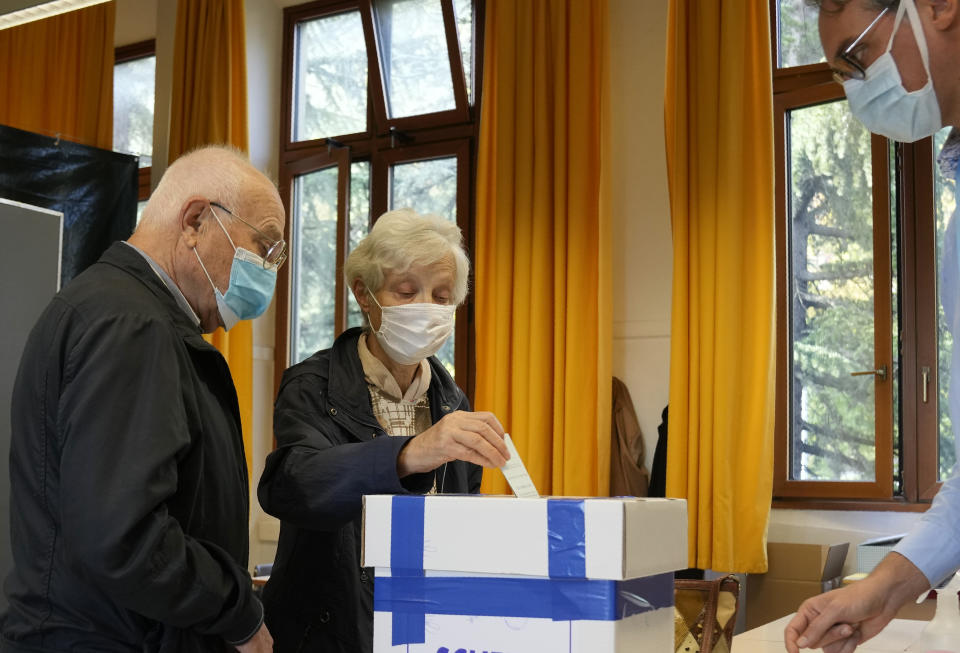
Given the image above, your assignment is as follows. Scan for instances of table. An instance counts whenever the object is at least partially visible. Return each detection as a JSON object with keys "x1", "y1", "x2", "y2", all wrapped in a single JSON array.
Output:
[{"x1": 733, "y1": 615, "x2": 926, "y2": 652}]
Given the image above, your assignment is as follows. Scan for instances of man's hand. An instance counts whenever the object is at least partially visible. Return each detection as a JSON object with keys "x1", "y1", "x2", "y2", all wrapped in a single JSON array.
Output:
[
  {"x1": 235, "y1": 623, "x2": 273, "y2": 653},
  {"x1": 784, "y1": 553, "x2": 929, "y2": 652},
  {"x1": 397, "y1": 410, "x2": 509, "y2": 476}
]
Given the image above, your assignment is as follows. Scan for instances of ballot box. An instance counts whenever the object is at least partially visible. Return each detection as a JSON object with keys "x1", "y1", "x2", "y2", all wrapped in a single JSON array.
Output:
[{"x1": 362, "y1": 494, "x2": 688, "y2": 653}]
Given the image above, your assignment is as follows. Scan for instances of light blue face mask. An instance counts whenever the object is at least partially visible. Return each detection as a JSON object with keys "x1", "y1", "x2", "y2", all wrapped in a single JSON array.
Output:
[
  {"x1": 843, "y1": 0, "x2": 941, "y2": 143},
  {"x1": 194, "y1": 207, "x2": 277, "y2": 331}
]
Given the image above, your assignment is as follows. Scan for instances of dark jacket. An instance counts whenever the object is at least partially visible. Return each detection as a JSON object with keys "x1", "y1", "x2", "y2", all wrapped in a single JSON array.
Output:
[
  {"x1": 258, "y1": 328, "x2": 480, "y2": 653},
  {"x1": 2, "y1": 243, "x2": 262, "y2": 652}
]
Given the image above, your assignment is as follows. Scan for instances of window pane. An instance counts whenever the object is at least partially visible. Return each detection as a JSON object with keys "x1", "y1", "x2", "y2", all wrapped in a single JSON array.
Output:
[
  {"x1": 935, "y1": 127, "x2": 958, "y2": 479},
  {"x1": 293, "y1": 11, "x2": 367, "y2": 141},
  {"x1": 453, "y1": 0, "x2": 473, "y2": 104},
  {"x1": 113, "y1": 55, "x2": 155, "y2": 168},
  {"x1": 136, "y1": 200, "x2": 147, "y2": 225},
  {"x1": 347, "y1": 161, "x2": 372, "y2": 330},
  {"x1": 389, "y1": 156, "x2": 458, "y2": 374},
  {"x1": 374, "y1": 0, "x2": 456, "y2": 118},
  {"x1": 788, "y1": 101, "x2": 876, "y2": 482},
  {"x1": 777, "y1": 0, "x2": 826, "y2": 68},
  {"x1": 390, "y1": 156, "x2": 458, "y2": 220},
  {"x1": 292, "y1": 167, "x2": 339, "y2": 363}
]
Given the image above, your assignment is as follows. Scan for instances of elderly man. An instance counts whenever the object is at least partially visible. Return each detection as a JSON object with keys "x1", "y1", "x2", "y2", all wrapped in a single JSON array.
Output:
[
  {"x1": 1, "y1": 146, "x2": 283, "y2": 652},
  {"x1": 785, "y1": 1, "x2": 960, "y2": 652}
]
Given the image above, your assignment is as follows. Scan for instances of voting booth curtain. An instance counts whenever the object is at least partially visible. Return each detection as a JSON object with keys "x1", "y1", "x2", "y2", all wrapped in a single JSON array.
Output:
[
  {"x1": 0, "y1": 1, "x2": 114, "y2": 151},
  {"x1": 169, "y1": 0, "x2": 254, "y2": 477},
  {"x1": 664, "y1": 0, "x2": 776, "y2": 573},
  {"x1": 474, "y1": 0, "x2": 612, "y2": 496}
]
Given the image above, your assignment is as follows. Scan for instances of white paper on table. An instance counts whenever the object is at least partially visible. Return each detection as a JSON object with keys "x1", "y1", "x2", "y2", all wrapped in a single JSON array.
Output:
[{"x1": 500, "y1": 433, "x2": 539, "y2": 498}]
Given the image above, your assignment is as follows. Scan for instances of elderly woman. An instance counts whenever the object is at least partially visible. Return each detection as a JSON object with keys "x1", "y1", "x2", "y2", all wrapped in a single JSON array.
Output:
[{"x1": 258, "y1": 209, "x2": 509, "y2": 653}]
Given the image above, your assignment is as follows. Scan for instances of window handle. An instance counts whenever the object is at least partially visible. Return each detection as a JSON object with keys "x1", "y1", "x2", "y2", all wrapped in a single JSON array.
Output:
[
  {"x1": 850, "y1": 365, "x2": 888, "y2": 382},
  {"x1": 922, "y1": 366, "x2": 931, "y2": 403}
]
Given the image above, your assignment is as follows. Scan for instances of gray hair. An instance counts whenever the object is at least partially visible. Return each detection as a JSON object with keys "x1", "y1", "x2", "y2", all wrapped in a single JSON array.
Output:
[
  {"x1": 345, "y1": 208, "x2": 470, "y2": 306},
  {"x1": 804, "y1": 0, "x2": 897, "y2": 10},
  {"x1": 136, "y1": 145, "x2": 262, "y2": 234}
]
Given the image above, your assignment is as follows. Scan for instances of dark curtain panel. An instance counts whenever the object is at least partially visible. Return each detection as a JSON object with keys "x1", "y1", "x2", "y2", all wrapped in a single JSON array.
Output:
[{"x1": 0, "y1": 124, "x2": 138, "y2": 285}]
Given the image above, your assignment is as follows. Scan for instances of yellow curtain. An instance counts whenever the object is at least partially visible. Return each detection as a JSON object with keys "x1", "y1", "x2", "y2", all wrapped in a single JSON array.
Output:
[
  {"x1": 664, "y1": 0, "x2": 776, "y2": 573},
  {"x1": 475, "y1": 0, "x2": 611, "y2": 497},
  {"x1": 169, "y1": 0, "x2": 253, "y2": 477},
  {"x1": 0, "y1": 2, "x2": 115, "y2": 149}
]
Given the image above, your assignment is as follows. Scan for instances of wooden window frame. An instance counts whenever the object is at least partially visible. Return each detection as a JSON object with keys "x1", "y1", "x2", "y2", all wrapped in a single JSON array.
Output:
[
  {"x1": 276, "y1": 0, "x2": 484, "y2": 400},
  {"x1": 770, "y1": 8, "x2": 944, "y2": 508},
  {"x1": 114, "y1": 39, "x2": 155, "y2": 201}
]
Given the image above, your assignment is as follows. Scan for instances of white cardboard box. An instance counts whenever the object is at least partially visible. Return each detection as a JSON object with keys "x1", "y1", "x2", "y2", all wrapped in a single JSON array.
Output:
[{"x1": 361, "y1": 494, "x2": 688, "y2": 653}]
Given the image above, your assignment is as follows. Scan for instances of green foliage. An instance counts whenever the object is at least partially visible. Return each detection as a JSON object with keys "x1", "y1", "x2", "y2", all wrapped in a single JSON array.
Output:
[
  {"x1": 789, "y1": 99, "x2": 880, "y2": 481},
  {"x1": 113, "y1": 56, "x2": 155, "y2": 167},
  {"x1": 778, "y1": 0, "x2": 827, "y2": 68}
]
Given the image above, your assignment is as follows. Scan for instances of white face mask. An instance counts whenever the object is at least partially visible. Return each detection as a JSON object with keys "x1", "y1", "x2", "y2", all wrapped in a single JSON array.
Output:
[
  {"x1": 368, "y1": 292, "x2": 456, "y2": 366},
  {"x1": 843, "y1": 0, "x2": 941, "y2": 143}
]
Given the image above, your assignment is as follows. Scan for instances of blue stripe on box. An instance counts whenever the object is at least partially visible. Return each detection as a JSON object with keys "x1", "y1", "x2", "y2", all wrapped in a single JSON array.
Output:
[
  {"x1": 390, "y1": 495, "x2": 425, "y2": 646},
  {"x1": 375, "y1": 573, "x2": 675, "y2": 622},
  {"x1": 547, "y1": 499, "x2": 587, "y2": 578}
]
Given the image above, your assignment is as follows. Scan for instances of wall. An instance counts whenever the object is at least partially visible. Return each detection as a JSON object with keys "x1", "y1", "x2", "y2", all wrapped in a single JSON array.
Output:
[
  {"x1": 114, "y1": 0, "x2": 157, "y2": 47},
  {"x1": 608, "y1": 0, "x2": 672, "y2": 475},
  {"x1": 245, "y1": 0, "x2": 284, "y2": 570}
]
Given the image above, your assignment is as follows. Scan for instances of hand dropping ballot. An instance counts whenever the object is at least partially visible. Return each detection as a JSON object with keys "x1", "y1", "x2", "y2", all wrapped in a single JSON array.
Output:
[{"x1": 499, "y1": 433, "x2": 539, "y2": 498}]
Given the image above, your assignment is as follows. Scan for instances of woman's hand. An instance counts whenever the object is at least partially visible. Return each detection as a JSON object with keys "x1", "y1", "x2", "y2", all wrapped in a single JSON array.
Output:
[{"x1": 397, "y1": 410, "x2": 510, "y2": 476}]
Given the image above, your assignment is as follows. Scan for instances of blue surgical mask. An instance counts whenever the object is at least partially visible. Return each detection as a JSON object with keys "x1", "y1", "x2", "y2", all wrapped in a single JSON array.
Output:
[
  {"x1": 843, "y1": 0, "x2": 941, "y2": 143},
  {"x1": 194, "y1": 208, "x2": 277, "y2": 331}
]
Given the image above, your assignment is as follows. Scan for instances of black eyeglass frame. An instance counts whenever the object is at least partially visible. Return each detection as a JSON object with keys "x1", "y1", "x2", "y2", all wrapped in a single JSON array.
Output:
[
  {"x1": 210, "y1": 201, "x2": 288, "y2": 270},
  {"x1": 832, "y1": 7, "x2": 890, "y2": 85}
]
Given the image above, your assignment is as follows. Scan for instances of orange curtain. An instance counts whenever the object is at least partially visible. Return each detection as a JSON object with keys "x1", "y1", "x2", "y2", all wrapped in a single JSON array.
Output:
[
  {"x1": 168, "y1": 0, "x2": 253, "y2": 477},
  {"x1": 0, "y1": 2, "x2": 115, "y2": 149},
  {"x1": 475, "y1": 0, "x2": 612, "y2": 497},
  {"x1": 664, "y1": 0, "x2": 776, "y2": 572}
]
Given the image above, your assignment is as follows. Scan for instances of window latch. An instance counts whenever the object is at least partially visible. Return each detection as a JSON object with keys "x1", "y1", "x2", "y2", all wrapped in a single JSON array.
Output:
[
  {"x1": 921, "y1": 366, "x2": 931, "y2": 403},
  {"x1": 850, "y1": 365, "x2": 888, "y2": 382}
]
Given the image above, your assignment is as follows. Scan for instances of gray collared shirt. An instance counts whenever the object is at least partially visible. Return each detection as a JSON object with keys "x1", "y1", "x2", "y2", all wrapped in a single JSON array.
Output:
[{"x1": 123, "y1": 242, "x2": 201, "y2": 327}]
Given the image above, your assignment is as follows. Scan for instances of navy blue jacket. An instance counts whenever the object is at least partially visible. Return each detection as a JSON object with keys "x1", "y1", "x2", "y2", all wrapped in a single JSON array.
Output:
[{"x1": 258, "y1": 328, "x2": 480, "y2": 653}]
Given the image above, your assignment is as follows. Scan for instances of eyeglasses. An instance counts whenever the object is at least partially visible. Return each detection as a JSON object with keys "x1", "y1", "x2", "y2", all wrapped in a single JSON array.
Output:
[
  {"x1": 832, "y1": 7, "x2": 889, "y2": 85},
  {"x1": 210, "y1": 201, "x2": 288, "y2": 270}
]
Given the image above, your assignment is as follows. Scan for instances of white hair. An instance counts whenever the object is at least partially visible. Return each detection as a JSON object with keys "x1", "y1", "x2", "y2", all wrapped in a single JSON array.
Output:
[
  {"x1": 345, "y1": 208, "x2": 470, "y2": 305},
  {"x1": 136, "y1": 145, "x2": 262, "y2": 234}
]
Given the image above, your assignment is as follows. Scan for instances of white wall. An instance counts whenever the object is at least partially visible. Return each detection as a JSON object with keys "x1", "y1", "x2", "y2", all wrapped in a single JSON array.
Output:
[
  {"x1": 114, "y1": 0, "x2": 157, "y2": 47},
  {"x1": 245, "y1": 0, "x2": 284, "y2": 571},
  {"x1": 608, "y1": 0, "x2": 672, "y2": 474}
]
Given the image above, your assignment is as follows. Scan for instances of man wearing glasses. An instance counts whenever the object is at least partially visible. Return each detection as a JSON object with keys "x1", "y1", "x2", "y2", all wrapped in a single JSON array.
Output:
[
  {"x1": 786, "y1": 1, "x2": 960, "y2": 651},
  {"x1": 2, "y1": 146, "x2": 285, "y2": 653}
]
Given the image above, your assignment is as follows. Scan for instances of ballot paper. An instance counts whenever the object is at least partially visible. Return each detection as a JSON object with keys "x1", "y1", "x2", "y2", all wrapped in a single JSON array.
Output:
[{"x1": 500, "y1": 433, "x2": 539, "y2": 498}]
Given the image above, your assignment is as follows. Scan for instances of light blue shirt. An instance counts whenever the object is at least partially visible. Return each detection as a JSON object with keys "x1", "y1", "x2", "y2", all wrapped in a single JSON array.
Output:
[
  {"x1": 894, "y1": 476, "x2": 960, "y2": 586},
  {"x1": 123, "y1": 241, "x2": 201, "y2": 327},
  {"x1": 893, "y1": 130, "x2": 960, "y2": 587}
]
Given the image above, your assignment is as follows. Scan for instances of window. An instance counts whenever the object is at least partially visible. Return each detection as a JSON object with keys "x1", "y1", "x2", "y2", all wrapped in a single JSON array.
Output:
[
  {"x1": 278, "y1": 0, "x2": 480, "y2": 391},
  {"x1": 773, "y1": 1, "x2": 949, "y2": 504},
  {"x1": 114, "y1": 40, "x2": 155, "y2": 207}
]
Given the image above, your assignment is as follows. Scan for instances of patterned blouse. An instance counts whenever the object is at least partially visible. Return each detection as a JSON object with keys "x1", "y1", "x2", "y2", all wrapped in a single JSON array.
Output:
[{"x1": 357, "y1": 333, "x2": 437, "y2": 493}]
